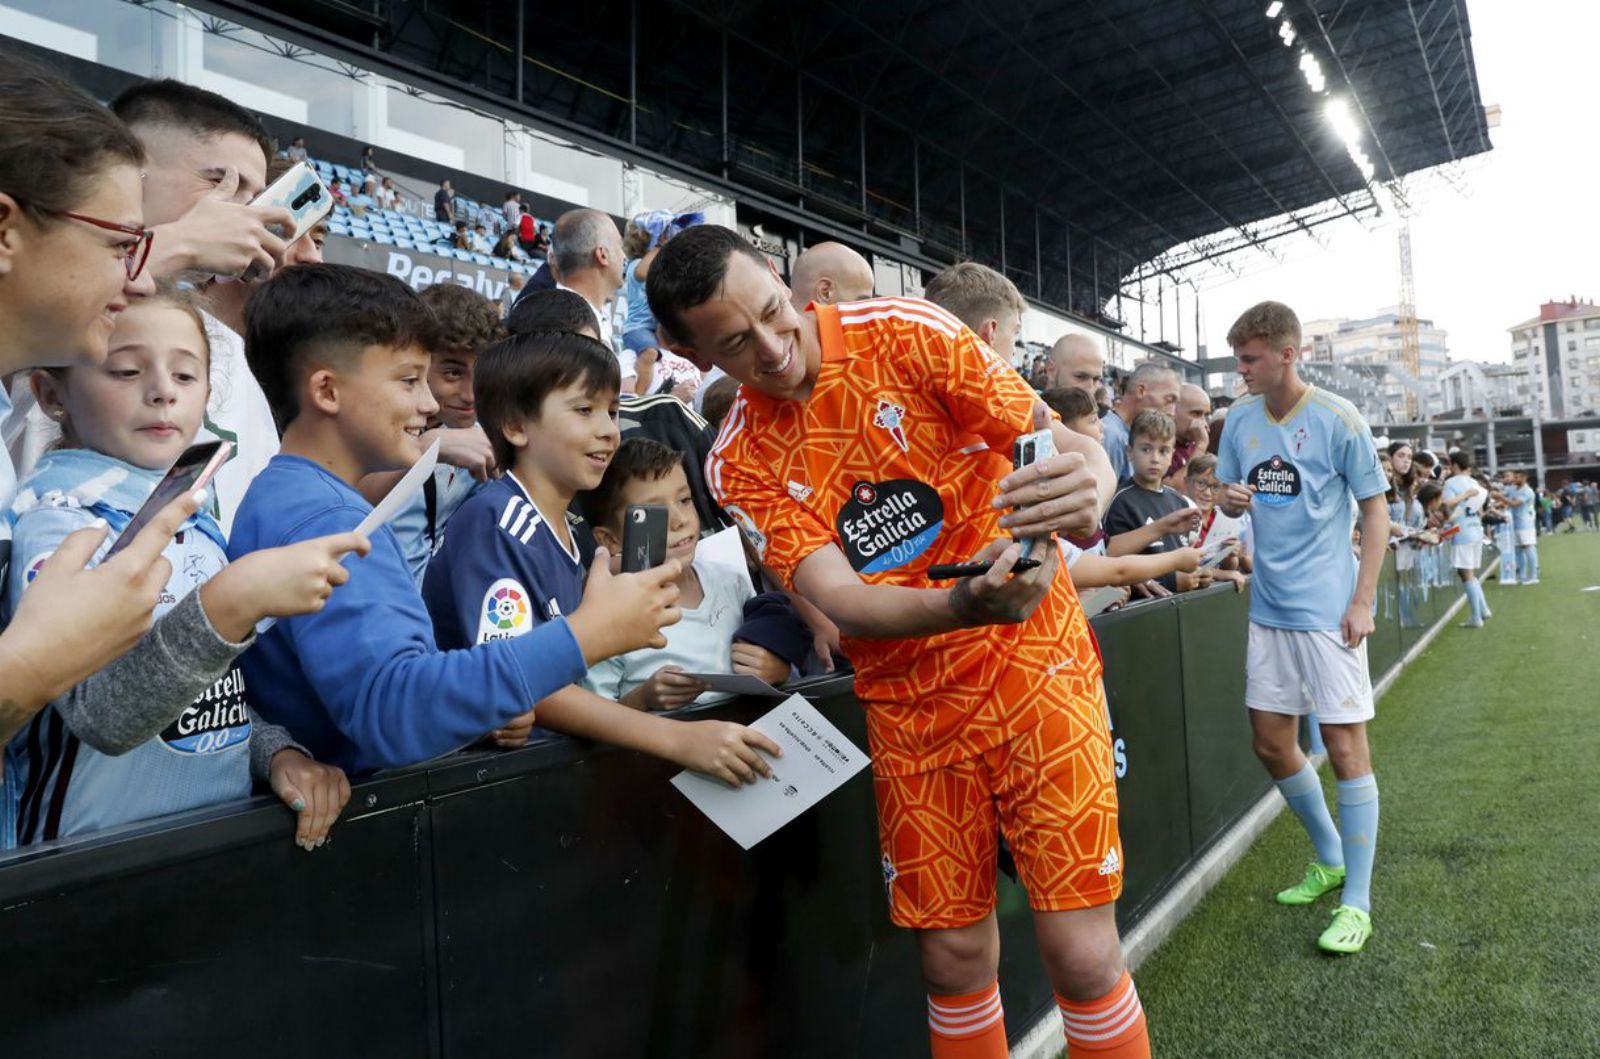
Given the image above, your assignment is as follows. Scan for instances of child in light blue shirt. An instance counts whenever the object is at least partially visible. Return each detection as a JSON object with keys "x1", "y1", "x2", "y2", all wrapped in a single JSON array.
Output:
[{"x1": 581, "y1": 438, "x2": 806, "y2": 710}]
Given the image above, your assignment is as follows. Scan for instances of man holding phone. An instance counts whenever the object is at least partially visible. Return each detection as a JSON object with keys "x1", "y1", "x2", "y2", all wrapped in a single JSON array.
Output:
[
  {"x1": 109, "y1": 81, "x2": 295, "y2": 534},
  {"x1": 649, "y1": 227, "x2": 1147, "y2": 1059}
]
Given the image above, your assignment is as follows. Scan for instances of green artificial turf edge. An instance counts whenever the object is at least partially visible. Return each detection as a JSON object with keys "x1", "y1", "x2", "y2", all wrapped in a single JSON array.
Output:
[{"x1": 1110, "y1": 533, "x2": 1600, "y2": 1059}]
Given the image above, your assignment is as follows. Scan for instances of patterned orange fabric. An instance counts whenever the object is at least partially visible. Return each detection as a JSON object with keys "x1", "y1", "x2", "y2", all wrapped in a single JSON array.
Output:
[
  {"x1": 876, "y1": 703, "x2": 1123, "y2": 928},
  {"x1": 707, "y1": 297, "x2": 1107, "y2": 776}
]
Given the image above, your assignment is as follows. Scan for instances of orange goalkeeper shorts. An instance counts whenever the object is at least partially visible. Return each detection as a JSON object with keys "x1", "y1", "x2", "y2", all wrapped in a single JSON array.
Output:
[{"x1": 873, "y1": 702, "x2": 1123, "y2": 930}]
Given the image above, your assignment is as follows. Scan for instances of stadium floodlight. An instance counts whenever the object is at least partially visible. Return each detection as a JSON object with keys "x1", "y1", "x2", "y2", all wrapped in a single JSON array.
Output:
[
  {"x1": 1299, "y1": 52, "x2": 1326, "y2": 93},
  {"x1": 1279, "y1": 19, "x2": 1297, "y2": 45},
  {"x1": 1265, "y1": 1, "x2": 1284, "y2": 17},
  {"x1": 1325, "y1": 97, "x2": 1359, "y2": 145}
]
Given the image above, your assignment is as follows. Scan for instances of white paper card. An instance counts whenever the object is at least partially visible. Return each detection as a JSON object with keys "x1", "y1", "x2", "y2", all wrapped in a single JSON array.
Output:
[
  {"x1": 670, "y1": 693, "x2": 870, "y2": 849},
  {"x1": 1078, "y1": 586, "x2": 1125, "y2": 618},
  {"x1": 681, "y1": 672, "x2": 789, "y2": 697},
  {"x1": 356, "y1": 438, "x2": 440, "y2": 537},
  {"x1": 695, "y1": 525, "x2": 756, "y2": 597},
  {"x1": 1197, "y1": 509, "x2": 1244, "y2": 552}
]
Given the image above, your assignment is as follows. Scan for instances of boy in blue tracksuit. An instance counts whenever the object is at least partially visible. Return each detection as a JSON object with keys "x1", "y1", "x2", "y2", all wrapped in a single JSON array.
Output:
[{"x1": 227, "y1": 264, "x2": 686, "y2": 775}]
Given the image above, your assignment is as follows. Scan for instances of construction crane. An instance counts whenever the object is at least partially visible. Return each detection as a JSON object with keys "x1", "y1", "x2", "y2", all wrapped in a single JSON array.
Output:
[{"x1": 1395, "y1": 219, "x2": 1422, "y2": 421}]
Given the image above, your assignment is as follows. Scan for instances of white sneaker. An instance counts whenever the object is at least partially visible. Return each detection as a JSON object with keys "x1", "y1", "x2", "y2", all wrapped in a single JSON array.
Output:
[
  {"x1": 1502, "y1": 578, "x2": 1519, "y2": 586},
  {"x1": 1525, "y1": 578, "x2": 1541, "y2": 585}
]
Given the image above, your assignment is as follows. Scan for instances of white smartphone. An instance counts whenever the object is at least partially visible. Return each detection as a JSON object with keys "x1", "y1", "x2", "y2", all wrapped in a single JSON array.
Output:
[
  {"x1": 252, "y1": 161, "x2": 333, "y2": 246},
  {"x1": 1011, "y1": 428, "x2": 1057, "y2": 560}
]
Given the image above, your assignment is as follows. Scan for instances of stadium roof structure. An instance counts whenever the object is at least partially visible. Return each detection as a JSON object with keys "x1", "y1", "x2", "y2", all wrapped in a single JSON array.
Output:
[{"x1": 219, "y1": 0, "x2": 1491, "y2": 324}]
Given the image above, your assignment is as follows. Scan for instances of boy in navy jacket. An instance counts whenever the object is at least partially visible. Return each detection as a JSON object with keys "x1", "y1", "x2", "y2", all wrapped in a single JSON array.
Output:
[{"x1": 424, "y1": 331, "x2": 781, "y2": 788}]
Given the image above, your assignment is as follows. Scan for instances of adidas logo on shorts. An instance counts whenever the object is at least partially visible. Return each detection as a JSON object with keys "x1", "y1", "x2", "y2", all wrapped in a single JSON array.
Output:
[{"x1": 1097, "y1": 847, "x2": 1122, "y2": 877}]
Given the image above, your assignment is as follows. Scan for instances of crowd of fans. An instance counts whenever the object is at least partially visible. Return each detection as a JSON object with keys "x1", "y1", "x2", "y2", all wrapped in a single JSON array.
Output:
[{"x1": 0, "y1": 54, "x2": 1582, "y2": 864}]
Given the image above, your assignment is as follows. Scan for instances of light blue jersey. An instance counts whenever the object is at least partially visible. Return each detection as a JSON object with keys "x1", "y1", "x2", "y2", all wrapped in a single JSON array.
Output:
[
  {"x1": 584, "y1": 559, "x2": 753, "y2": 705},
  {"x1": 1218, "y1": 387, "x2": 1387, "y2": 630},
  {"x1": 1507, "y1": 483, "x2": 1536, "y2": 532},
  {"x1": 3, "y1": 450, "x2": 250, "y2": 846},
  {"x1": 1441, "y1": 473, "x2": 1484, "y2": 543},
  {"x1": 1100, "y1": 410, "x2": 1132, "y2": 485}
]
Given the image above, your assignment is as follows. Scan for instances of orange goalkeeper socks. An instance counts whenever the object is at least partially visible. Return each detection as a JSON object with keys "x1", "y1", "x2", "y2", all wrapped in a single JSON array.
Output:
[
  {"x1": 1058, "y1": 970, "x2": 1149, "y2": 1057},
  {"x1": 928, "y1": 981, "x2": 1007, "y2": 1058}
]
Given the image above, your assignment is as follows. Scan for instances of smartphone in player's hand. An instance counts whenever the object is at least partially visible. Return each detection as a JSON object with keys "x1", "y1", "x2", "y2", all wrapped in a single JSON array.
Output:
[
  {"x1": 1010, "y1": 428, "x2": 1056, "y2": 560},
  {"x1": 103, "y1": 441, "x2": 231, "y2": 558},
  {"x1": 621, "y1": 504, "x2": 669, "y2": 573}
]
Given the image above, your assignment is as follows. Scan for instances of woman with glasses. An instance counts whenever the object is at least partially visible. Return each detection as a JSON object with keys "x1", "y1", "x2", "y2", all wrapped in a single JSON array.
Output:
[{"x1": 0, "y1": 58, "x2": 207, "y2": 750}]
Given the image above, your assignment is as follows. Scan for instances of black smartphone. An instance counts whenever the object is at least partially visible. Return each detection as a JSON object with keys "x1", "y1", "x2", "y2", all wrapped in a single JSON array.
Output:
[
  {"x1": 621, "y1": 504, "x2": 669, "y2": 573},
  {"x1": 104, "y1": 440, "x2": 230, "y2": 558},
  {"x1": 926, "y1": 558, "x2": 1042, "y2": 580}
]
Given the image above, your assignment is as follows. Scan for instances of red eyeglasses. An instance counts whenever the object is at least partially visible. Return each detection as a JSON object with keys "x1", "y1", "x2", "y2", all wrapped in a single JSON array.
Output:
[{"x1": 42, "y1": 209, "x2": 155, "y2": 281}]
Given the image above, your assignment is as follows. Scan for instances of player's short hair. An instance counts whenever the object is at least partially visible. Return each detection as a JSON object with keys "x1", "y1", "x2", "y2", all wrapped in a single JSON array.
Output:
[
  {"x1": 244, "y1": 264, "x2": 430, "y2": 433},
  {"x1": 1449, "y1": 449, "x2": 1473, "y2": 471},
  {"x1": 475, "y1": 330, "x2": 620, "y2": 472},
  {"x1": 1188, "y1": 452, "x2": 1219, "y2": 480},
  {"x1": 1129, "y1": 409, "x2": 1176, "y2": 444},
  {"x1": 111, "y1": 78, "x2": 272, "y2": 162},
  {"x1": 506, "y1": 287, "x2": 600, "y2": 338},
  {"x1": 583, "y1": 437, "x2": 685, "y2": 530},
  {"x1": 922, "y1": 262, "x2": 1026, "y2": 333},
  {"x1": 1040, "y1": 386, "x2": 1097, "y2": 424},
  {"x1": 418, "y1": 283, "x2": 504, "y2": 359},
  {"x1": 1226, "y1": 300, "x2": 1302, "y2": 352},
  {"x1": 647, "y1": 225, "x2": 770, "y2": 343}
]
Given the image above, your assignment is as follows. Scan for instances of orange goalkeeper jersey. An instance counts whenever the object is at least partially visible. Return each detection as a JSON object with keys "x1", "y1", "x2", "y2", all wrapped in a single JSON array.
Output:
[{"x1": 706, "y1": 298, "x2": 1105, "y2": 776}]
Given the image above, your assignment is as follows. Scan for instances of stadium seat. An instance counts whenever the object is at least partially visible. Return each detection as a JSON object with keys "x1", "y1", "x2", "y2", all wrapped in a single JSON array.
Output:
[{"x1": 328, "y1": 220, "x2": 350, "y2": 236}]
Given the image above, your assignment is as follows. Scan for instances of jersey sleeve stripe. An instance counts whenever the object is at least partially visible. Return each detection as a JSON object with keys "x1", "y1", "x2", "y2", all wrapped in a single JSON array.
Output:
[
  {"x1": 837, "y1": 302, "x2": 960, "y2": 340},
  {"x1": 870, "y1": 296, "x2": 970, "y2": 335}
]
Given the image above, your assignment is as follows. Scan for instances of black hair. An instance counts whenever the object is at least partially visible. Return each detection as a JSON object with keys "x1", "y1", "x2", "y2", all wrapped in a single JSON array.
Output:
[
  {"x1": 110, "y1": 78, "x2": 272, "y2": 164},
  {"x1": 506, "y1": 288, "x2": 600, "y2": 337},
  {"x1": 0, "y1": 54, "x2": 145, "y2": 221},
  {"x1": 243, "y1": 264, "x2": 431, "y2": 433},
  {"x1": 475, "y1": 330, "x2": 621, "y2": 472},
  {"x1": 1449, "y1": 449, "x2": 1473, "y2": 471},
  {"x1": 646, "y1": 224, "x2": 769, "y2": 342},
  {"x1": 1040, "y1": 386, "x2": 1098, "y2": 425},
  {"x1": 1417, "y1": 482, "x2": 1443, "y2": 507},
  {"x1": 582, "y1": 437, "x2": 685, "y2": 530}
]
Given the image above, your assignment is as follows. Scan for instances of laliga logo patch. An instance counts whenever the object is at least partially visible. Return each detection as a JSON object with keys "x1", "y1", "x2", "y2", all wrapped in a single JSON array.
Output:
[
  {"x1": 1247, "y1": 455, "x2": 1302, "y2": 507},
  {"x1": 477, "y1": 578, "x2": 532, "y2": 643},
  {"x1": 836, "y1": 478, "x2": 944, "y2": 574},
  {"x1": 725, "y1": 504, "x2": 768, "y2": 559},
  {"x1": 872, "y1": 400, "x2": 909, "y2": 453},
  {"x1": 21, "y1": 552, "x2": 51, "y2": 586},
  {"x1": 161, "y1": 666, "x2": 251, "y2": 755}
]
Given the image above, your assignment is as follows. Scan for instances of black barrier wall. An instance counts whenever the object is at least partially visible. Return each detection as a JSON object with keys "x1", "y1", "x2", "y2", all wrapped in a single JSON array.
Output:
[{"x1": 0, "y1": 556, "x2": 1451, "y2": 1057}]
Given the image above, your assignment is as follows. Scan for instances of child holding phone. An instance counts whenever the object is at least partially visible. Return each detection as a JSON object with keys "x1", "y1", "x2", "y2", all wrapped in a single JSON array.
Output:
[
  {"x1": 581, "y1": 438, "x2": 803, "y2": 710},
  {"x1": 3, "y1": 285, "x2": 367, "y2": 850},
  {"x1": 422, "y1": 331, "x2": 782, "y2": 787}
]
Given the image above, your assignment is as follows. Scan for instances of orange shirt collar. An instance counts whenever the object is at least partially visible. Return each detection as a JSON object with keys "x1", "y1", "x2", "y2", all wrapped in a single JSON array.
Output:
[{"x1": 811, "y1": 302, "x2": 848, "y2": 364}]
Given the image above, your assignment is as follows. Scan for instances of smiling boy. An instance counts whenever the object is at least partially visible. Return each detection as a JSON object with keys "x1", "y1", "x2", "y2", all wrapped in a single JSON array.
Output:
[
  {"x1": 423, "y1": 330, "x2": 783, "y2": 786},
  {"x1": 228, "y1": 264, "x2": 684, "y2": 774}
]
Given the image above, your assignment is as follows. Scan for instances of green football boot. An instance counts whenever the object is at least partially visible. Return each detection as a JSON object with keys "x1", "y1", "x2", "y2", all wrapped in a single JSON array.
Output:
[
  {"x1": 1317, "y1": 905, "x2": 1373, "y2": 954},
  {"x1": 1274, "y1": 861, "x2": 1346, "y2": 906}
]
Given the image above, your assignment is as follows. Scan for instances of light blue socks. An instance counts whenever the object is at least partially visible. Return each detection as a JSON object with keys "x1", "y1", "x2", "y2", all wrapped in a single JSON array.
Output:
[
  {"x1": 1276, "y1": 761, "x2": 1344, "y2": 868},
  {"x1": 1335, "y1": 775, "x2": 1380, "y2": 913}
]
